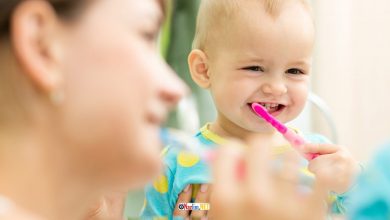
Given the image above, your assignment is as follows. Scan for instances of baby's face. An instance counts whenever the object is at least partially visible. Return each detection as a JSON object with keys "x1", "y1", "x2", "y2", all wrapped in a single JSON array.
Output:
[{"x1": 207, "y1": 2, "x2": 315, "y2": 133}]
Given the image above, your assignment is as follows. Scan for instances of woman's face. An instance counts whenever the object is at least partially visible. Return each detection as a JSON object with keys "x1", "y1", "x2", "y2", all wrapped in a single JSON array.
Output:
[{"x1": 57, "y1": 0, "x2": 186, "y2": 188}]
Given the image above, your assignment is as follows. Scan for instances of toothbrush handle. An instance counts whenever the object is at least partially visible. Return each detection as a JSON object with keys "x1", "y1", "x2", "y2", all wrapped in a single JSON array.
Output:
[{"x1": 283, "y1": 129, "x2": 319, "y2": 161}]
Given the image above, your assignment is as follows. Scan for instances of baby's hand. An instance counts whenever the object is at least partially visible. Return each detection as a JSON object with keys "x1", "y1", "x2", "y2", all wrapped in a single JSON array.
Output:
[{"x1": 303, "y1": 143, "x2": 360, "y2": 194}]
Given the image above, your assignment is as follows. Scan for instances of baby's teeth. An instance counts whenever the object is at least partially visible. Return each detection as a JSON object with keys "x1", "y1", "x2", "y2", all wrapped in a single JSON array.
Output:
[
  {"x1": 257, "y1": 103, "x2": 279, "y2": 110},
  {"x1": 265, "y1": 103, "x2": 277, "y2": 109}
]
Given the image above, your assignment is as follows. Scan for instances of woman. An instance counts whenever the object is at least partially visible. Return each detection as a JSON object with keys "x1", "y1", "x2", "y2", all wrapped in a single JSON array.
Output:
[
  {"x1": 0, "y1": 0, "x2": 186, "y2": 219},
  {"x1": 0, "y1": 0, "x2": 327, "y2": 219}
]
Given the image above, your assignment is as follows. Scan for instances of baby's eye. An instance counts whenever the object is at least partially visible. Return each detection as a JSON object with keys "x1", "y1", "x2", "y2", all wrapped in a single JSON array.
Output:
[
  {"x1": 286, "y1": 68, "x2": 305, "y2": 75},
  {"x1": 242, "y1": 66, "x2": 265, "y2": 72}
]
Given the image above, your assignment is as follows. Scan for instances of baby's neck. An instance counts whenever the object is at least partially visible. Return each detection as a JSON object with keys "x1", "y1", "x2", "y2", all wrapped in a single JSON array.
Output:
[
  {"x1": 209, "y1": 118, "x2": 286, "y2": 144},
  {"x1": 209, "y1": 121, "x2": 289, "y2": 148},
  {"x1": 210, "y1": 123, "x2": 269, "y2": 138}
]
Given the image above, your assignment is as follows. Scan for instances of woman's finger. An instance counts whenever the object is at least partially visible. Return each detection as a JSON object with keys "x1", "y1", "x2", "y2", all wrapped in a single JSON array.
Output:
[
  {"x1": 190, "y1": 184, "x2": 211, "y2": 219},
  {"x1": 211, "y1": 141, "x2": 244, "y2": 220},
  {"x1": 246, "y1": 136, "x2": 272, "y2": 191},
  {"x1": 173, "y1": 185, "x2": 193, "y2": 217},
  {"x1": 274, "y1": 151, "x2": 302, "y2": 197}
]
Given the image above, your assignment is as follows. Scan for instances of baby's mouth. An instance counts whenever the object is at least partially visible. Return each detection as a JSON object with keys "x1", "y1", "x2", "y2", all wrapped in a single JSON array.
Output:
[{"x1": 248, "y1": 102, "x2": 286, "y2": 114}]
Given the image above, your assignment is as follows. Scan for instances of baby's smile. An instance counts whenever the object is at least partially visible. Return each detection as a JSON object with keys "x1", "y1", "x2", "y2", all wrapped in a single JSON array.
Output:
[{"x1": 248, "y1": 102, "x2": 286, "y2": 115}]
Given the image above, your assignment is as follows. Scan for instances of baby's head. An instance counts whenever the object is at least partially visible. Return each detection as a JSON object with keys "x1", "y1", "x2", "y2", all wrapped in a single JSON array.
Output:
[{"x1": 189, "y1": 0, "x2": 315, "y2": 135}]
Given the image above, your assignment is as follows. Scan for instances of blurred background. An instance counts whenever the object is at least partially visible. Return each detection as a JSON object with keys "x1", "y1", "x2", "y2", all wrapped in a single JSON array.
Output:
[
  {"x1": 126, "y1": 0, "x2": 390, "y2": 217},
  {"x1": 312, "y1": 0, "x2": 390, "y2": 163}
]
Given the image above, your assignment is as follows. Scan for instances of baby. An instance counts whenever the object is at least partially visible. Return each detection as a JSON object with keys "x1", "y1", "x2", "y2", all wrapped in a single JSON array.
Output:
[{"x1": 141, "y1": 0, "x2": 360, "y2": 219}]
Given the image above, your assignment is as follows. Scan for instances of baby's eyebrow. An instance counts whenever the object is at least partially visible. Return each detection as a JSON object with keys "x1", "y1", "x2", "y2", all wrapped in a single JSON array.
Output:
[
  {"x1": 237, "y1": 56, "x2": 266, "y2": 64},
  {"x1": 287, "y1": 60, "x2": 311, "y2": 67},
  {"x1": 248, "y1": 58, "x2": 266, "y2": 63}
]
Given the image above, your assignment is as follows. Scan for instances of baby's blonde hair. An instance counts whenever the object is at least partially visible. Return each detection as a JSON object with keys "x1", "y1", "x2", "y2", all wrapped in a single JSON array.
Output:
[{"x1": 192, "y1": 0, "x2": 311, "y2": 50}]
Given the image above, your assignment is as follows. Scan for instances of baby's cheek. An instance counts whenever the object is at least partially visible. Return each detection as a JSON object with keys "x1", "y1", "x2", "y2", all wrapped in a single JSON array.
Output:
[{"x1": 291, "y1": 92, "x2": 308, "y2": 113}]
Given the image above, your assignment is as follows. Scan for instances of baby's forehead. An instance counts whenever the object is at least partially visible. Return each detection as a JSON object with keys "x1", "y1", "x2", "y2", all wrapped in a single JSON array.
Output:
[
  {"x1": 194, "y1": 0, "x2": 313, "y2": 51},
  {"x1": 200, "y1": 0, "x2": 311, "y2": 23}
]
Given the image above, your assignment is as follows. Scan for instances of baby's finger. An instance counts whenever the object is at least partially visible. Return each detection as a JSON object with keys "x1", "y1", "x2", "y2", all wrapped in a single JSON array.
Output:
[
  {"x1": 307, "y1": 153, "x2": 335, "y2": 174},
  {"x1": 303, "y1": 143, "x2": 339, "y2": 155},
  {"x1": 173, "y1": 185, "x2": 193, "y2": 217},
  {"x1": 307, "y1": 153, "x2": 341, "y2": 191}
]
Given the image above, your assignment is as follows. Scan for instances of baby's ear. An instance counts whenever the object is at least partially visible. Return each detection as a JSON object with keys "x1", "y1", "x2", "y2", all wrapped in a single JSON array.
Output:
[{"x1": 188, "y1": 49, "x2": 210, "y2": 89}]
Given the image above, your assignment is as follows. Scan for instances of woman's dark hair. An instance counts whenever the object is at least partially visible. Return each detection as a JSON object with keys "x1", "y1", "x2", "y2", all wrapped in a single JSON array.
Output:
[
  {"x1": 1, "y1": 0, "x2": 167, "y2": 39},
  {"x1": 0, "y1": 0, "x2": 85, "y2": 38}
]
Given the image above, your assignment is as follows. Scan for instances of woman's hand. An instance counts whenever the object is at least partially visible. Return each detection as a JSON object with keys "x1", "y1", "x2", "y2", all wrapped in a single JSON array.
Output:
[
  {"x1": 210, "y1": 137, "x2": 328, "y2": 220},
  {"x1": 173, "y1": 184, "x2": 211, "y2": 219}
]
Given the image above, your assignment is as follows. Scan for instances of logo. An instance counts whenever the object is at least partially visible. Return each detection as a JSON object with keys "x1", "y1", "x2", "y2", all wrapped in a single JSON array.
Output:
[{"x1": 177, "y1": 203, "x2": 210, "y2": 211}]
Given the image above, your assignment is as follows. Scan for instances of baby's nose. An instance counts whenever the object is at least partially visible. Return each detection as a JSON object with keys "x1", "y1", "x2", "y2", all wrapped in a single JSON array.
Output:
[{"x1": 261, "y1": 80, "x2": 288, "y2": 96}]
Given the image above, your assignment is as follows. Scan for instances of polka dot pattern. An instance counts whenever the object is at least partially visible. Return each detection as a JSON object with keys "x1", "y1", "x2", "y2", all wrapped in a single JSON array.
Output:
[
  {"x1": 153, "y1": 175, "x2": 168, "y2": 194},
  {"x1": 177, "y1": 151, "x2": 200, "y2": 167}
]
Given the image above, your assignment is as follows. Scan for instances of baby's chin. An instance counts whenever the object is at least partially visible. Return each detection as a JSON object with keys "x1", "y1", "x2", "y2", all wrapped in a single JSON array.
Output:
[
  {"x1": 239, "y1": 121, "x2": 277, "y2": 134},
  {"x1": 243, "y1": 114, "x2": 296, "y2": 134},
  {"x1": 251, "y1": 125, "x2": 277, "y2": 134}
]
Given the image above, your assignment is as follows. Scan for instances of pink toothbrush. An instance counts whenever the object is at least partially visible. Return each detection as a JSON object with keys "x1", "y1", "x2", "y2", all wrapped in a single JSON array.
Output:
[{"x1": 251, "y1": 103, "x2": 319, "y2": 160}]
